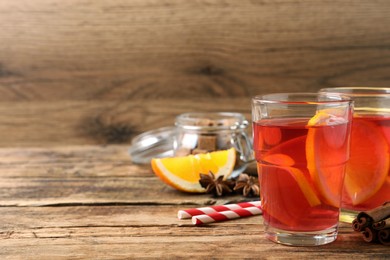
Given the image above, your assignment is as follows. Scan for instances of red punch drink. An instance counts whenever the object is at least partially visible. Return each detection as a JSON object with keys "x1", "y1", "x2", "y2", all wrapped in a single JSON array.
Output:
[
  {"x1": 252, "y1": 93, "x2": 352, "y2": 246},
  {"x1": 342, "y1": 115, "x2": 390, "y2": 212},
  {"x1": 253, "y1": 117, "x2": 350, "y2": 232},
  {"x1": 320, "y1": 87, "x2": 390, "y2": 223}
]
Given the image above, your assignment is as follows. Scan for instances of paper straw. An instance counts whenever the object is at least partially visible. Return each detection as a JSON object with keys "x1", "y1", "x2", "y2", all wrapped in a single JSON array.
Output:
[
  {"x1": 178, "y1": 201, "x2": 261, "y2": 219},
  {"x1": 192, "y1": 206, "x2": 262, "y2": 225}
]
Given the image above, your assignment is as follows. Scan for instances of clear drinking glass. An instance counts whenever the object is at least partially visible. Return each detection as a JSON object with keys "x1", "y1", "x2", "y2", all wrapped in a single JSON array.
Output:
[
  {"x1": 252, "y1": 93, "x2": 353, "y2": 246},
  {"x1": 320, "y1": 87, "x2": 390, "y2": 223}
]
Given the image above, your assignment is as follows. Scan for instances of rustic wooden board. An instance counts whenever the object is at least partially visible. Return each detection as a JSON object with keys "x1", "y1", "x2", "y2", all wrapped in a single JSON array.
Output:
[
  {"x1": 0, "y1": 206, "x2": 388, "y2": 259},
  {"x1": 0, "y1": 145, "x2": 147, "y2": 177},
  {"x1": 0, "y1": 145, "x2": 388, "y2": 258},
  {"x1": 0, "y1": 145, "x2": 252, "y2": 207},
  {"x1": 0, "y1": 0, "x2": 389, "y2": 102},
  {"x1": 1, "y1": 0, "x2": 390, "y2": 147},
  {"x1": 0, "y1": 175, "x2": 247, "y2": 207},
  {"x1": 0, "y1": 99, "x2": 252, "y2": 146}
]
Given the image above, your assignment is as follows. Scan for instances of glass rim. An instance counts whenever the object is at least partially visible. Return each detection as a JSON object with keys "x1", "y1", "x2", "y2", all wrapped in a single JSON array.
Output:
[
  {"x1": 252, "y1": 92, "x2": 353, "y2": 105},
  {"x1": 320, "y1": 87, "x2": 390, "y2": 97}
]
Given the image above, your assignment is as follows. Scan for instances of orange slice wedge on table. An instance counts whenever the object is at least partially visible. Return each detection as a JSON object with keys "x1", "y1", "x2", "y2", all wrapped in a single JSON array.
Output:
[
  {"x1": 306, "y1": 110, "x2": 349, "y2": 207},
  {"x1": 344, "y1": 119, "x2": 389, "y2": 205},
  {"x1": 151, "y1": 148, "x2": 236, "y2": 192}
]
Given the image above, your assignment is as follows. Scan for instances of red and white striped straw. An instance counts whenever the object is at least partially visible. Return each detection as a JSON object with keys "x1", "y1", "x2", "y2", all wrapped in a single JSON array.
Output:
[
  {"x1": 178, "y1": 201, "x2": 261, "y2": 219},
  {"x1": 192, "y1": 206, "x2": 262, "y2": 225}
]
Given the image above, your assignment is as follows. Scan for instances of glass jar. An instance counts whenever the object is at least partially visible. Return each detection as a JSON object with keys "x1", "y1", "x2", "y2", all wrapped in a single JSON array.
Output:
[
  {"x1": 173, "y1": 112, "x2": 254, "y2": 176},
  {"x1": 129, "y1": 112, "x2": 254, "y2": 176}
]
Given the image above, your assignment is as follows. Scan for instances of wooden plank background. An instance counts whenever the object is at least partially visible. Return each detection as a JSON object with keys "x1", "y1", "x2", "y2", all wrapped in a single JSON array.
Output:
[{"x1": 0, "y1": 0, "x2": 390, "y2": 146}]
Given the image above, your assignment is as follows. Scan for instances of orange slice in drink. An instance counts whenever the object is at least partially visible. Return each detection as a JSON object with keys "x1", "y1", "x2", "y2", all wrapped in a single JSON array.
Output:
[
  {"x1": 262, "y1": 127, "x2": 282, "y2": 146},
  {"x1": 306, "y1": 110, "x2": 349, "y2": 207},
  {"x1": 344, "y1": 119, "x2": 389, "y2": 205},
  {"x1": 151, "y1": 148, "x2": 236, "y2": 192},
  {"x1": 353, "y1": 175, "x2": 390, "y2": 209},
  {"x1": 262, "y1": 153, "x2": 295, "y2": 167},
  {"x1": 263, "y1": 143, "x2": 321, "y2": 207},
  {"x1": 259, "y1": 163, "x2": 321, "y2": 228},
  {"x1": 262, "y1": 135, "x2": 307, "y2": 166},
  {"x1": 288, "y1": 167, "x2": 321, "y2": 207}
]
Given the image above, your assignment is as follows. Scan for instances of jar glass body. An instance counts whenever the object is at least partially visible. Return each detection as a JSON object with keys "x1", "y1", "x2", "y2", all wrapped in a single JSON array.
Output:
[{"x1": 174, "y1": 112, "x2": 253, "y2": 176}]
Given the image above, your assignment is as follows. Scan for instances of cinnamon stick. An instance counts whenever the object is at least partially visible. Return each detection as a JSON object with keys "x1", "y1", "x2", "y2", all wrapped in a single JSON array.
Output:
[
  {"x1": 373, "y1": 217, "x2": 390, "y2": 230},
  {"x1": 362, "y1": 227, "x2": 378, "y2": 243},
  {"x1": 378, "y1": 229, "x2": 390, "y2": 246},
  {"x1": 352, "y1": 202, "x2": 390, "y2": 246},
  {"x1": 354, "y1": 202, "x2": 390, "y2": 231},
  {"x1": 352, "y1": 218, "x2": 368, "y2": 232}
]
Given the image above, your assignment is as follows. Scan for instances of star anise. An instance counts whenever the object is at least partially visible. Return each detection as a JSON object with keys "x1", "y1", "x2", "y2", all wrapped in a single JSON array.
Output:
[
  {"x1": 199, "y1": 171, "x2": 234, "y2": 196},
  {"x1": 233, "y1": 173, "x2": 260, "y2": 197}
]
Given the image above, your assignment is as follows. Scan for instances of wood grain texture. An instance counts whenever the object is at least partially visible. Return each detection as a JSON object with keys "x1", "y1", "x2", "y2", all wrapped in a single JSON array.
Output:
[
  {"x1": 1, "y1": 2, "x2": 389, "y2": 256},
  {"x1": 0, "y1": 145, "x2": 145, "y2": 177},
  {"x1": 0, "y1": 207, "x2": 387, "y2": 259},
  {"x1": 0, "y1": 145, "x2": 246, "y2": 207},
  {"x1": 0, "y1": 0, "x2": 389, "y2": 102},
  {"x1": 0, "y1": 145, "x2": 389, "y2": 259},
  {"x1": 0, "y1": 99, "x2": 251, "y2": 146},
  {"x1": 0, "y1": 0, "x2": 390, "y2": 146}
]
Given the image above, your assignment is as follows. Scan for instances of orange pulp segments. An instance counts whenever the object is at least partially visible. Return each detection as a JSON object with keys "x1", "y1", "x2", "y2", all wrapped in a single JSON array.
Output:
[{"x1": 344, "y1": 119, "x2": 389, "y2": 205}]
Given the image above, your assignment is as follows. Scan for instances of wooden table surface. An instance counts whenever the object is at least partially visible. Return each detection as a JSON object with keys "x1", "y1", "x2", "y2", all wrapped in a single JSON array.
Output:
[{"x1": 0, "y1": 144, "x2": 388, "y2": 259}]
